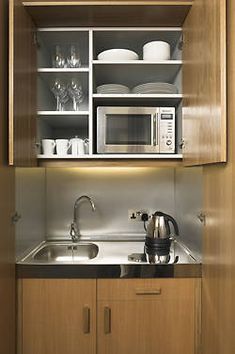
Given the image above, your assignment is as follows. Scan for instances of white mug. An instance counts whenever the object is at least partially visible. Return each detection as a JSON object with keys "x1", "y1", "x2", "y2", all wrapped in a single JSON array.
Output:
[
  {"x1": 55, "y1": 139, "x2": 71, "y2": 156},
  {"x1": 42, "y1": 139, "x2": 56, "y2": 155},
  {"x1": 70, "y1": 137, "x2": 85, "y2": 156}
]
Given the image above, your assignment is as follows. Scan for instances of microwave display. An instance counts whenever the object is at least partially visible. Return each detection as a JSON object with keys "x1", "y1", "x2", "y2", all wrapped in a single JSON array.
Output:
[
  {"x1": 106, "y1": 114, "x2": 152, "y2": 145},
  {"x1": 161, "y1": 114, "x2": 174, "y2": 120}
]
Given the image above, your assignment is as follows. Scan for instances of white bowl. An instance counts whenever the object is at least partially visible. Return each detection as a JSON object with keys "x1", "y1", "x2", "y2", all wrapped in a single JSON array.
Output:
[
  {"x1": 143, "y1": 41, "x2": 170, "y2": 61},
  {"x1": 97, "y1": 49, "x2": 139, "y2": 61}
]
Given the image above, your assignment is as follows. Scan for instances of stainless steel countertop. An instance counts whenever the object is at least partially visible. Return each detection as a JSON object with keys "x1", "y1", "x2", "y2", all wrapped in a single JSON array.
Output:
[
  {"x1": 18, "y1": 239, "x2": 199, "y2": 265},
  {"x1": 16, "y1": 239, "x2": 201, "y2": 278}
]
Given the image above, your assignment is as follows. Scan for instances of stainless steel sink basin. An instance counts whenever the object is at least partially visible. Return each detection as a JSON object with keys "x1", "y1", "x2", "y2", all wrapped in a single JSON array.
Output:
[{"x1": 32, "y1": 243, "x2": 99, "y2": 262}]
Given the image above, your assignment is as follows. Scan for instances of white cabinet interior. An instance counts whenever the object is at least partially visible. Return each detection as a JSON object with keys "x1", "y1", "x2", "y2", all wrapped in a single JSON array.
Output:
[{"x1": 36, "y1": 27, "x2": 183, "y2": 160}]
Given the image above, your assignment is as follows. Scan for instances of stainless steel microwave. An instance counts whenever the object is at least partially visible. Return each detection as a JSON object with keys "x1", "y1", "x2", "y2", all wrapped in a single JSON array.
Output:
[{"x1": 97, "y1": 106, "x2": 175, "y2": 154}]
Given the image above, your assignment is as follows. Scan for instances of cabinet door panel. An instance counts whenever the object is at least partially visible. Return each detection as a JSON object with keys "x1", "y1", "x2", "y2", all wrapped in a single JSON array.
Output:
[
  {"x1": 9, "y1": 0, "x2": 37, "y2": 166},
  {"x1": 97, "y1": 279, "x2": 199, "y2": 354},
  {"x1": 183, "y1": 0, "x2": 226, "y2": 166},
  {"x1": 21, "y1": 279, "x2": 96, "y2": 354}
]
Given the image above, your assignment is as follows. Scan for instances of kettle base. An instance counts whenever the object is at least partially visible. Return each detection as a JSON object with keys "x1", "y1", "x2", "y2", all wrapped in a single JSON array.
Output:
[{"x1": 146, "y1": 254, "x2": 171, "y2": 264}]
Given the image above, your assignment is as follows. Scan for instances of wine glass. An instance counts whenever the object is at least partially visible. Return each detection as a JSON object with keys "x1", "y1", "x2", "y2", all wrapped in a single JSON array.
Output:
[
  {"x1": 52, "y1": 45, "x2": 66, "y2": 68},
  {"x1": 50, "y1": 79, "x2": 69, "y2": 111},
  {"x1": 67, "y1": 45, "x2": 81, "y2": 68},
  {"x1": 67, "y1": 79, "x2": 84, "y2": 111}
]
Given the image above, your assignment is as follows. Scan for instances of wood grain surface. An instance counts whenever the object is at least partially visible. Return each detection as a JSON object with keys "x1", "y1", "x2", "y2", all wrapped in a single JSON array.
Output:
[
  {"x1": 183, "y1": 0, "x2": 227, "y2": 166},
  {"x1": 20, "y1": 279, "x2": 96, "y2": 354},
  {"x1": 22, "y1": 2, "x2": 192, "y2": 27},
  {"x1": 97, "y1": 279, "x2": 200, "y2": 354},
  {"x1": 202, "y1": 1, "x2": 235, "y2": 353},
  {"x1": 38, "y1": 158, "x2": 183, "y2": 168},
  {"x1": 9, "y1": 0, "x2": 37, "y2": 166},
  {"x1": 0, "y1": 1, "x2": 15, "y2": 354}
]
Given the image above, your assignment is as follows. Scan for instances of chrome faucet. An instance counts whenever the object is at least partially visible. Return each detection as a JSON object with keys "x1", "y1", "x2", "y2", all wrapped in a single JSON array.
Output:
[{"x1": 70, "y1": 195, "x2": 96, "y2": 242}]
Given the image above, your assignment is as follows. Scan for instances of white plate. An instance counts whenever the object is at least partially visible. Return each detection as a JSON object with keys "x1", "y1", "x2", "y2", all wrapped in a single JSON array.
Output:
[
  {"x1": 97, "y1": 84, "x2": 130, "y2": 94},
  {"x1": 97, "y1": 49, "x2": 139, "y2": 61},
  {"x1": 132, "y1": 82, "x2": 178, "y2": 94}
]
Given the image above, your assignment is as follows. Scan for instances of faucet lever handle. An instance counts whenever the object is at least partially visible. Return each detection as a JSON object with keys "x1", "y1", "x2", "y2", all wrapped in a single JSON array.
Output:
[{"x1": 70, "y1": 222, "x2": 78, "y2": 242}]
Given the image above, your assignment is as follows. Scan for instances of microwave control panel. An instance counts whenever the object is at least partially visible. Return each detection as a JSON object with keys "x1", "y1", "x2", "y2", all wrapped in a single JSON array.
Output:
[{"x1": 158, "y1": 107, "x2": 175, "y2": 153}]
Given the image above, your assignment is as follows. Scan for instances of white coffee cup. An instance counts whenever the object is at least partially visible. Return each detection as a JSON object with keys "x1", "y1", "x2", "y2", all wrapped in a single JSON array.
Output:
[
  {"x1": 55, "y1": 139, "x2": 71, "y2": 156},
  {"x1": 70, "y1": 137, "x2": 85, "y2": 156},
  {"x1": 42, "y1": 139, "x2": 56, "y2": 155}
]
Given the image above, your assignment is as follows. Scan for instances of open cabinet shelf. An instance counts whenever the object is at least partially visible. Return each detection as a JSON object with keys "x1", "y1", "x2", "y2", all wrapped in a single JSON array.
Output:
[
  {"x1": 37, "y1": 153, "x2": 183, "y2": 159},
  {"x1": 92, "y1": 60, "x2": 182, "y2": 65},
  {"x1": 38, "y1": 68, "x2": 89, "y2": 73},
  {"x1": 35, "y1": 27, "x2": 183, "y2": 161},
  {"x1": 38, "y1": 111, "x2": 89, "y2": 116}
]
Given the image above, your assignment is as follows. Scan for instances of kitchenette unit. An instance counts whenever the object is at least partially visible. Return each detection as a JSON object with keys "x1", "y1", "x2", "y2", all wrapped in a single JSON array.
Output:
[{"x1": 3, "y1": 1, "x2": 231, "y2": 354}]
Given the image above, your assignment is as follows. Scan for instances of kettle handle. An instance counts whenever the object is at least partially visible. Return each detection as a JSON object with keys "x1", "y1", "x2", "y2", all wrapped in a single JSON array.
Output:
[{"x1": 153, "y1": 211, "x2": 179, "y2": 236}]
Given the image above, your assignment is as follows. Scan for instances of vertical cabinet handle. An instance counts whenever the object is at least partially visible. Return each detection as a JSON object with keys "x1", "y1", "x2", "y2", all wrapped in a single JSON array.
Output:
[
  {"x1": 104, "y1": 306, "x2": 111, "y2": 334},
  {"x1": 83, "y1": 306, "x2": 90, "y2": 334}
]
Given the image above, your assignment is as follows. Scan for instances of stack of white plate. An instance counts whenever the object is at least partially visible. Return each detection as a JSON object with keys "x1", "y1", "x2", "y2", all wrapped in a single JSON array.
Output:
[
  {"x1": 97, "y1": 84, "x2": 130, "y2": 94},
  {"x1": 132, "y1": 82, "x2": 178, "y2": 94},
  {"x1": 97, "y1": 49, "x2": 139, "y2": 61}
]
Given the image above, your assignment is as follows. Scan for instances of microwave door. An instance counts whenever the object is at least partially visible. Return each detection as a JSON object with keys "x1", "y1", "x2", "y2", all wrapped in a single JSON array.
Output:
[{"x1": 97, "y1": 108, "x2": 159, "y2": 154}]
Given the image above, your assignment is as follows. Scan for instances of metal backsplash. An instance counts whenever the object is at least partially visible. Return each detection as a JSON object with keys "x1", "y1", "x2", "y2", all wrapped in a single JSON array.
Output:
[
  {"x1": 15, "y1": 166, "x2": 203, "y2": 259},
  {"x1": 45, "y1": 167, "x2": 175, "y2": 240},
  {"x1": 175, "y1": 167, "x2": 203, "y2": 260},
  {"x1": 15, "y1": 168, "x2": 46, "y2": 259}
]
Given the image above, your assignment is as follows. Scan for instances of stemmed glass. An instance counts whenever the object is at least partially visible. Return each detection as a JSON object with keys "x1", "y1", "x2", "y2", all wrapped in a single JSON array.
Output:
[
  {"x1": 67, "y1": 45, "x2": 81, "y2": 68},
  {"x1": 67, "y1": 79, "x2": 84, "y2": 111},
  {"x1": 52, "y1": 45, "x2": 65, "y2": 68},
  {"x1": 50, "y1": 79, "x2": 69, "y2": 111}
]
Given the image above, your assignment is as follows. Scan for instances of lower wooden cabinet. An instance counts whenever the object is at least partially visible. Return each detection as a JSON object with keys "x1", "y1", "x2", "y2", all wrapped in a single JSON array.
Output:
[
  {"x1": 18, "y1": 279, "x2": 96, "y2": 354},
  {"x1": 18, "y1": 278, "x2": 201, "y2": 354},
  {"x1": 97, "y1": 279, "x2": 200, "y2": 354}
]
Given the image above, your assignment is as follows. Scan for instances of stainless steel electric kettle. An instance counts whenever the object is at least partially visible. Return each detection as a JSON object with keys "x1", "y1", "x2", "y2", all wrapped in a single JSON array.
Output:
[
  {"x1": 146, "y1": 211, "x2": 179, "y2": 239},
  {"x1": 145, "y1": 211, "x2": 179, "y2": 264}
]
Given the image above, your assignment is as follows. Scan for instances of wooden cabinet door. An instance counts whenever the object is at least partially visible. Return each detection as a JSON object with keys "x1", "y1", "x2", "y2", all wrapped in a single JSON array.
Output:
[
  {"x1": 0, "y1": 4, "x2": 15, "y2": 354},
  {"x1": 97, "y1": 279, "x2": 201, "y2": 354},
  {"x1": 182, "y1": 0, "x2": 227, "y2": 166},
  {"x1": 9, "y1": 0, "x2": 37, "y2": 166},
  {"x1": 19, "y1": 279, "x2": 96, "y2": 354}
]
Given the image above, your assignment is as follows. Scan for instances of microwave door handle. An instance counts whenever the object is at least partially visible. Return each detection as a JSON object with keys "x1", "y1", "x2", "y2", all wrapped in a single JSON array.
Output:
[{"x1": 153, "y1": 114, "x2": 158, "y2": 146}]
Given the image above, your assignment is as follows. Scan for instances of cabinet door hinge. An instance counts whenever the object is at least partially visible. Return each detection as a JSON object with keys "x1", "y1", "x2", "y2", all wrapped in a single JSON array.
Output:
[
  {"x1": 178, "y1": 34, "x2": 184, "y2": 51},
  {"x1": 11, "y1": 212, "x2": 21, "y2": 224},
  {"x1": 33, "y1": 31, "x2": 40, "y2": 48},
  {"x1": 197, "y1": 212, "x2": 206, "y2": 226},
  {"x1": 179, "y1": 139, "x2": 185, "y2": 149},
  {"x1": 34, "y1": 140, "x2": 41, "y2": 155}
]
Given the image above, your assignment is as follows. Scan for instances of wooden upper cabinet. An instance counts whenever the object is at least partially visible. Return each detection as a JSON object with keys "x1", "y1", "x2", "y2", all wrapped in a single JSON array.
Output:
[
  {"x1": 8, "y1": 0, "x2": 227, "y2": 167},
  {"x1": 182, "y1": 0, "x2": 227, "y2": 166},
  {"x1": 9, "y1": 0, "x2": 37, "y2": 167}
]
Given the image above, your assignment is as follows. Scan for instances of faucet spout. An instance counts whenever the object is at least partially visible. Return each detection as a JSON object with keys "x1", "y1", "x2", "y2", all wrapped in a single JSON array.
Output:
[{"x1": 70, "y1": 195, "x2": 96, "y2": 242}]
